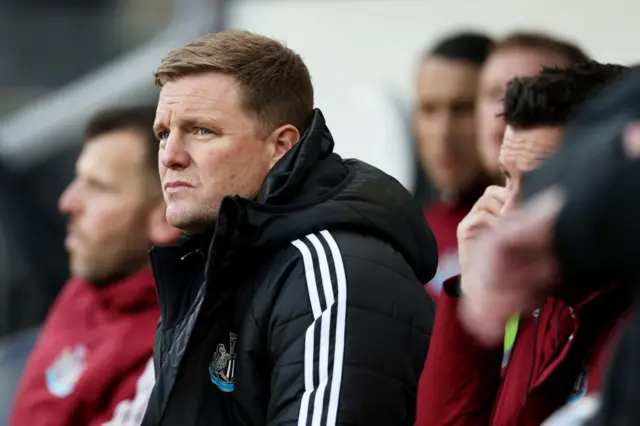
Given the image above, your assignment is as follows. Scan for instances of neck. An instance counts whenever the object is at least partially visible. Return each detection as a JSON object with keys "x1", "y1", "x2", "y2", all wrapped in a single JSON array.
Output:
[
  {"x1": 441, "y1": 174, "x2": 492, "y2": 207},
  {"x1": 86, "y1": 261, "x2": 149, "y2": 288}
]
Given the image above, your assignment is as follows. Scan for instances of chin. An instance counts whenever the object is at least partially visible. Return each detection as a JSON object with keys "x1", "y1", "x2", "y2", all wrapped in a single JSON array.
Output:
[
  {"x1": 166, "y1": 203, "x2": 191, "y2": 226},
  {"x1": 166, "y1": 210, "x2": 209, "y2": 234}
]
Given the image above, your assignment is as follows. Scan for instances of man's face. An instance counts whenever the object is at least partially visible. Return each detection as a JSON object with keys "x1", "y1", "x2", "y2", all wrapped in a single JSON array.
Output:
[
  {"x1": 498, "y1": 124, "x2": 564, "y2": 214},
  {"x1": 477, "y1": 48, "x2": 573, "y2": 177},
  {"x1": 155, "y1": 72, "x2": 277, "y2": 234},
  {"x1": 414, "y1": 56, "x2": 483, "y2": 193},
  {"x1": 59, "y1": 131, "x2": 158, "y2": 285}
]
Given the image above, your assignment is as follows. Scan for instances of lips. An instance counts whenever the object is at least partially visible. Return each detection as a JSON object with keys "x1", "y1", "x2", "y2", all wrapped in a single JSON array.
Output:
[
  {"x1": 64, "y1": 232, "x2": 81, "y2": 251},
  {"x1": 164, "y1": 181, "x2": 193, "y2": 193},
  {"x1": 441, "y1": 157, "x2": 457, "y2": 170}
]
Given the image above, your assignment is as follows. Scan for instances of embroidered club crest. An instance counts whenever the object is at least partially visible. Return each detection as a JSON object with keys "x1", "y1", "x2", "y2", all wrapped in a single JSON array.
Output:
[
  {"x1": 45, "y1": 344, "x2": 88, "y2": 398},
  {"x1": 209, "y1": 332, "x2": 237, "y2": 392}
]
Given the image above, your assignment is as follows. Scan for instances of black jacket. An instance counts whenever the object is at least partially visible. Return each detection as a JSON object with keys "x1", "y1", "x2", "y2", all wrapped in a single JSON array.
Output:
[{"x1": 141, "y1": 109, "x2": 438, "y2": 426}]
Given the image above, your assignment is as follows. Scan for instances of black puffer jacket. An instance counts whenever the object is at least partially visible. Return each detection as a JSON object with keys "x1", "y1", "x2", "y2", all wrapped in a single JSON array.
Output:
[{"x1": 141, "y1": 109, "x2": 437, "y2": 426}]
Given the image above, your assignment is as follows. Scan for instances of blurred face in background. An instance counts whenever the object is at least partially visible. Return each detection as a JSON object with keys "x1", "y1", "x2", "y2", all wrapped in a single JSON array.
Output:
[
  {"x1": 498, "y1": 124, "x2": 564, "y2": 214},
  {"x1": 477, "y1": 48, "x2": 573, "y2": 178},
  {"x1": 59, "y1": 130, "x2": 162, "y2": 286},
  {"x1": 414, "y1": 56, "x2": 483, "y2": 193}
]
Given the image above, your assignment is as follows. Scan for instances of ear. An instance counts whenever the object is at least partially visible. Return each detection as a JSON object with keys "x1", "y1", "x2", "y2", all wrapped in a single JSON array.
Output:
[
  {"x1": 267, "y1": 124, "x2": 300, "y2": 169},
  {"x1": 147, "y1": 199, "x2": 181, "y2": 246}
]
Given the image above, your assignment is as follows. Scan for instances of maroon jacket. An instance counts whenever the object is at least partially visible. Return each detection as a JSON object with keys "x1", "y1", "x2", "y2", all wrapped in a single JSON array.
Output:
[
  {"x1": 423, "y1": 181, "x2": 488, "y2": 299},
  {"x1": 9, "y1": 268, "x2": 159, "y2": 426},
  {"x1": 415, "y1": 276, "x2": 631, "y2": 426}
]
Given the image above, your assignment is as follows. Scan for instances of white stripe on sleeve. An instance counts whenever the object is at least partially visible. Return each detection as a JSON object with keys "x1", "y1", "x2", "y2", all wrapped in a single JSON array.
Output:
[{"x1": 291, "y1": 231, "x2": 347, "y2": 426}]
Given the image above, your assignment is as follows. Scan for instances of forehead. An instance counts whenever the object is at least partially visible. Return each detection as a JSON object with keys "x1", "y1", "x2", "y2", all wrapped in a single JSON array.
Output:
[
  {"x1": 155, "y1": 73, "x2": 242, "y2": 123},
  {"x1": 416, "y1": 57, "x2": 480, "y2": 100},
  {"x1": 499, "y1": 125, "x2": 564, "y2": 175},
  {"x1": 78, "y1": 130, "x2": 148, "y2": 182},
  {"x1": 480, "y1": 47, "x2": 570, "y2": 89}
]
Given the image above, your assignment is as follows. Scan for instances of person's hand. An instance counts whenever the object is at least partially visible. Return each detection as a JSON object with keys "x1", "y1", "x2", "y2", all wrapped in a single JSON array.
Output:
[
  {"x1": 459, "y1": 188, "x2": 565, "y2": 346},
  {"x1": 457, "y1": 185, "x2": 509, "y2": 296}
]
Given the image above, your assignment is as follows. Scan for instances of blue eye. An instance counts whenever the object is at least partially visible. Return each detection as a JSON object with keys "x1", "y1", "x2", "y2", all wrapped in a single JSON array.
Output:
[
  {"x1": 157, "y1": 131, "x2": 169, "y2": 141},
  {"x1": 196, "y1": 128, "x2": 212, "y2": 135}
]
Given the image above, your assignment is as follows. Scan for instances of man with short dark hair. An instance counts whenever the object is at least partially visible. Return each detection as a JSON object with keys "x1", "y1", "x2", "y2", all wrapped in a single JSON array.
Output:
[
  {"x1": 476, "y1": 31, "x2": 588, "y2": 180},
  {"x1": 141, "y1": 30, "x2": 438, "y2": 426},
  {"x1": 415, "y1": 61, "x2": 630, "y2": 426},
  {"x1": 9, "y1": 106, "x2": 180, "y2": 426},
  {"x1": 412, "y1": 31, "x2": 494, "y2": 297},
  {"x1": 459, "y1": 67, "x2": 640, "y2": 426}
]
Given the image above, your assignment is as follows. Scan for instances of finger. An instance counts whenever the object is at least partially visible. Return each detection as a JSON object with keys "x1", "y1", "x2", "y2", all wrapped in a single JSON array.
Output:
[
  {"x1": 496, "y1": 187, "x2": 565, "y2": 253},
  {"x1": 483, "y1": 185, "x2": 510, "y2": 204},
  {"x1": 460, "y1": 211, "x2": 500, "y2": 239},
  {"x1": 471, "y1": 185, "x2": 510, "y2": 217},
  {"x1": 472, "y1": 193, "x2": 506, "y2": 217},
  {"x1": 466, "y1": 211, "x2": 500, "y2": 233}
]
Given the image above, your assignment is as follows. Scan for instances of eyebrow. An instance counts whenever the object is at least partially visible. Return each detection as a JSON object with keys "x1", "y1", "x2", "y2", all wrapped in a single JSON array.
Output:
[
  {"x1": 152, "y1": 123, "x2": 164, "y2": 135},
  {"x1": 153, "y1": 117, "x2": 219, "y2": 135}
]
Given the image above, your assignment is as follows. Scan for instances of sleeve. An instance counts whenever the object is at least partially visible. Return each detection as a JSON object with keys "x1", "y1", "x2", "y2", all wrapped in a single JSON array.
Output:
[
  {"x1": 266, "y1": 230, "x2": 434, "y2": 426},
  {"x1": 415, "y1": 276, "x2": 503, "y2": 426}
]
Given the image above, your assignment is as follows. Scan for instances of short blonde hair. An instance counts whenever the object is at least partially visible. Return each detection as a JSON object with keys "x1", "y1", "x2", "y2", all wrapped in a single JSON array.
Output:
[
  {"x1": 494, "y1": 32, "x2": 589, "y2": 64},
  {"x1": 154, "y1": 30, "x2": 314, "y2": 136}
]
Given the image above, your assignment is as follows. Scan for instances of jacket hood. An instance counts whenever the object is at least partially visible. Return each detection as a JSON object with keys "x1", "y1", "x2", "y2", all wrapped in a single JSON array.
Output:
[{"x1": 212, "y1": 109, "x2": 438, "y2": 283}]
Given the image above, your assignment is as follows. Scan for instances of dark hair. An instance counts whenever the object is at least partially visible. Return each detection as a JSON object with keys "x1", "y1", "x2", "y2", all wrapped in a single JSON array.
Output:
[
  {"x1": 85, "y1": 105, "x2": 158, "y2": 182},
  {"x1": 427, "y1": 31, "x2": 494, "y2": 65},
  {"x1": 494, "y1": 32, "x2": 589, "y2": 64},
  {"x1": 155, "y1": 30, "x2": 314, "y2": 137},
  {"x1": 502, "y1": 61, "x2": 630, "y2": 129}
]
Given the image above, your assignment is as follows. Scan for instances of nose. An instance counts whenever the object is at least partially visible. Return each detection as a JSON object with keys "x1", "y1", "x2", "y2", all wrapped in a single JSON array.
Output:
[
  {"x1": 160, "y1": 133, "x2": 190, "y2": 170},
  {"x1": 58, "y1": 181, "x2": 82, "y2": 216},
  {"x1": 429, "y1": 111, "x2": 456, "y2": 152},
  {"x1": 434, "y1": 111, "x2": 454, "y2": 137}
]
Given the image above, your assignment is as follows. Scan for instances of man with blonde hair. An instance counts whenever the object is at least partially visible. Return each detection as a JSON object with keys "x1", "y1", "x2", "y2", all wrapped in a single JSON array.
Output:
[
  {"x1": 476, "y1": 31, "x2": 588, "y2": 180},
  {"x1": 141, "y1": 30, "x2": 437, "y2": 426}
]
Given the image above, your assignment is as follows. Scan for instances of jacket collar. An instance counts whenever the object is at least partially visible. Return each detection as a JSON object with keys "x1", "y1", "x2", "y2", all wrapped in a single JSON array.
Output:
[{"x1": 69, "y1": 267, "x2": 158, "y2": 313}]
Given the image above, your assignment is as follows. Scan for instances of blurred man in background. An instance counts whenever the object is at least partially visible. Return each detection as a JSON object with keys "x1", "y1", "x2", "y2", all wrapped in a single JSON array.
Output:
[
  {"x1": 476, "y1": 32, "x2": 589, "y2": 180},
  {"x1": 413, "y1": 32, "x2": 494, "y2": 297},
  {"x1": 9, "y1": 106, "x2": 179, "y2": 426},
  {"x1": 416, "y1": 61, "x2": 630, "y2": 426}
]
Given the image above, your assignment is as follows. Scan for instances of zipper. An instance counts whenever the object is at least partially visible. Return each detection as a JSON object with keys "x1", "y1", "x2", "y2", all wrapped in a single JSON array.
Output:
[
  {"x1": 150, "y1": 250, "x2": 169, "y2": 329},
  {"x1": 531, "y1": 304, "x2": 578, "y2": 392},
  {"x1": 524, "y1": 309, "x2": 540, "y2": 403}
]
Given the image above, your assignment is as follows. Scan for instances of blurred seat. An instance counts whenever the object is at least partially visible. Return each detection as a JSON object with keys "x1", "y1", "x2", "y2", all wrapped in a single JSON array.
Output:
[{"x1": 0, "y1": 326, "x2": 40, "y2": 426}]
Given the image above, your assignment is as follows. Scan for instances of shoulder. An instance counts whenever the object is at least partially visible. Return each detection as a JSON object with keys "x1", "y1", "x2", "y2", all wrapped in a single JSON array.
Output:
[
  {"x1": 290, "y1": 230, "x2": 421, "y2": 284},
  {"x1": 263, "y1": 230, "x2": 434, "y2": 329}
]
